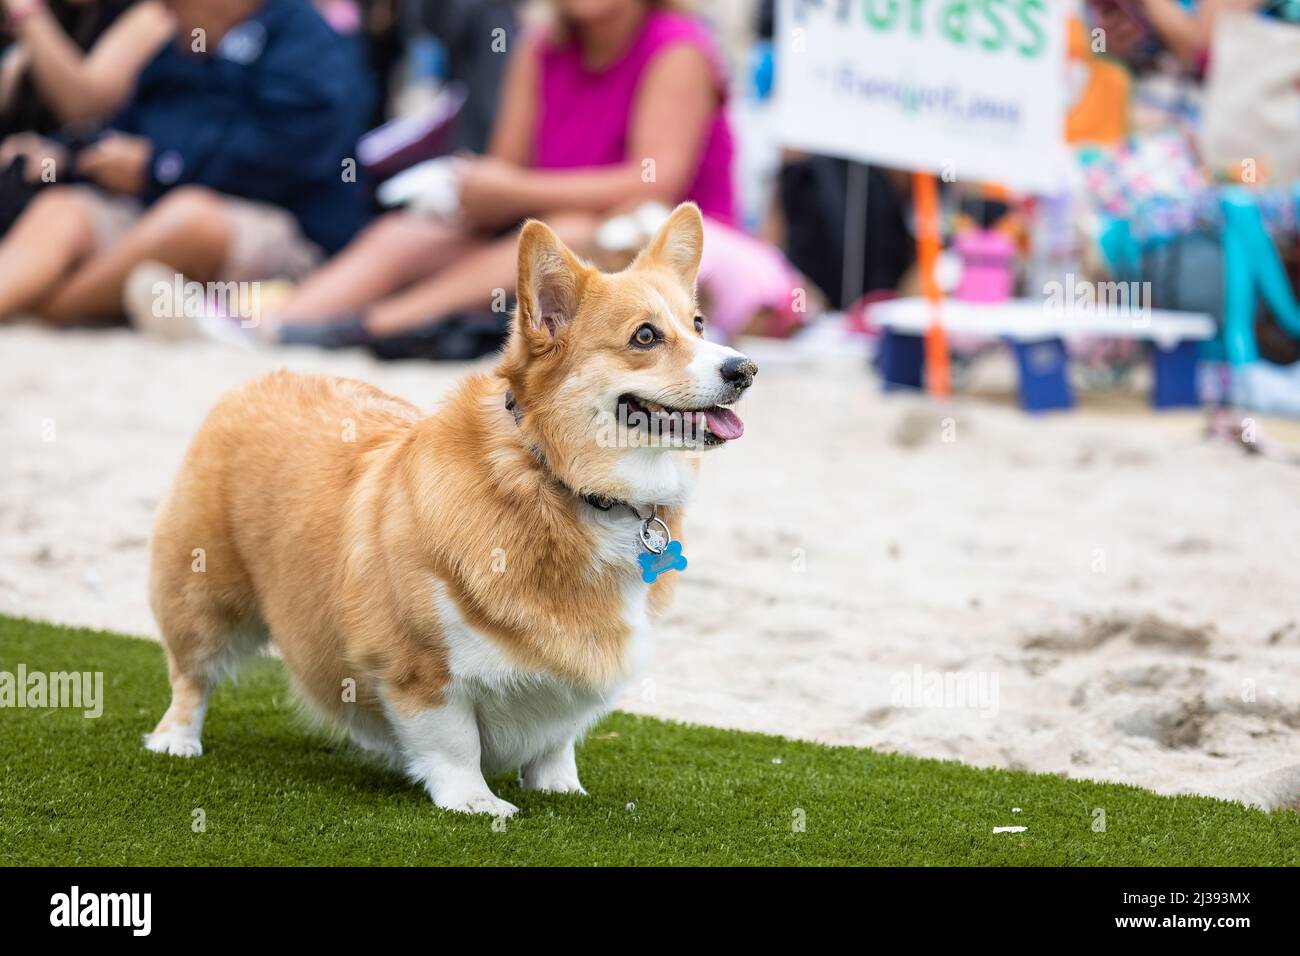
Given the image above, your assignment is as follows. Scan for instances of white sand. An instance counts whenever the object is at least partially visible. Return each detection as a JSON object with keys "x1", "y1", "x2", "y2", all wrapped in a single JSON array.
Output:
[{"x1": 3, "y1": 324, "x2": 1299, "y2": 810}]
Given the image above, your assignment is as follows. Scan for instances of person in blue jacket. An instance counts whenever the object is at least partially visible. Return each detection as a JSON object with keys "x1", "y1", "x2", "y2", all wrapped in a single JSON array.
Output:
[{"x1": 0, "y1": 0, "x2": 371, "y2": 325}]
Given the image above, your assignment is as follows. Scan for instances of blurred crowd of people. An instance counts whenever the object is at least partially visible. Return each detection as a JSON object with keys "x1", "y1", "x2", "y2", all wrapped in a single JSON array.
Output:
[
  {"x1": 0, "y1": 0, "x2": 810, "y2": 359},
  {"x1": 0, "y1": 0, "x2": 1297, "y2": 401},
  {"x1": 1066, "y1": 0, "x2": 1300, "y2": 413}
]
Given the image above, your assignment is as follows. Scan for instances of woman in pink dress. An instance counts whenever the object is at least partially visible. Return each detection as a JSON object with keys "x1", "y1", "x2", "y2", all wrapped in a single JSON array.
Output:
[{"x1": 262, "y1": 0, "x2": 737, "y2": 347}]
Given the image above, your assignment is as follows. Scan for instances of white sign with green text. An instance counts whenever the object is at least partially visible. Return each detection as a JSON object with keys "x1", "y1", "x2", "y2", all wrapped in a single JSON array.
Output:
[{"x1": 775, "y1": 0, "x2": 1070, "y2": 193}]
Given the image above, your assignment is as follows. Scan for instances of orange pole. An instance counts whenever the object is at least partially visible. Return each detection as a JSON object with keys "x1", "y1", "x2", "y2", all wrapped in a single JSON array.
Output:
[{"x1": 913, "y1": 171, "x2": 950, "y2": 398}]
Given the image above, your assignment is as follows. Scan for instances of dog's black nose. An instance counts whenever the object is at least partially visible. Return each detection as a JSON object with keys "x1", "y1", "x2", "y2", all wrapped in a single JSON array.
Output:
[{"x1": 720, "y1": 355, "x2": 758, "y2": 390}]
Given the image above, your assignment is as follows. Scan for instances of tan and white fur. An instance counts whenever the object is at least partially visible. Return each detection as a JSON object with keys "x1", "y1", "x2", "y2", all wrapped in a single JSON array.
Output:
[{"x1": 144, "y1": 203, "x2": 757, "y2": 815}]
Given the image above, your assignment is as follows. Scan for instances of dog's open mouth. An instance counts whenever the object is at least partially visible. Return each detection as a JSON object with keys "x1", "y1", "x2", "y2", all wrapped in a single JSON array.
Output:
[{"x1": 618, "y1": 394, "x2": 745, "y2": 446}]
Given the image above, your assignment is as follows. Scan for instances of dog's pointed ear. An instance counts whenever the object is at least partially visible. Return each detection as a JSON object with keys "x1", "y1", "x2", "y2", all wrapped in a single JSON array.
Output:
[
  {"x1": 635, "y1": 202, "x2": 704, "y2": 287},
  {"x1": 516, "y1": 219, "x2": 586, "y2": 344}
]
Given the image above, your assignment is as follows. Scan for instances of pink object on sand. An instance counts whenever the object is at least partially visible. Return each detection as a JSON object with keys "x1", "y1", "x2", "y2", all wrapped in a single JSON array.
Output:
[
  {"x1": 955, "y1": 230, "x2": 1016, "y2": 302},
  {"x1": 697, "y1": 218, "x2": 802, "y2": 341}
]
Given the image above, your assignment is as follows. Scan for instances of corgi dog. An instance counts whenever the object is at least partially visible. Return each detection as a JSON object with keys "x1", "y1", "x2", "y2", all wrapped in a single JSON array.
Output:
[{"x1": 145, "y1": 202, "x2": 757, "y2": 816}]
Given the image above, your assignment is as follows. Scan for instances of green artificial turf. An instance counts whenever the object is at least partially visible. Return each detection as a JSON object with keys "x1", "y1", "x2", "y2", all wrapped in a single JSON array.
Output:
[{"x1": 0, "y1": 613, "x2": 1296, "y2": 866}]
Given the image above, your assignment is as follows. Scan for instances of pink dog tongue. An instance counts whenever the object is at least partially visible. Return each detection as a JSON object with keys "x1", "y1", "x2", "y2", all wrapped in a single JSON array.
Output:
[{"x1": 702, "y1": 406, "x2": 744, "y2": 441}]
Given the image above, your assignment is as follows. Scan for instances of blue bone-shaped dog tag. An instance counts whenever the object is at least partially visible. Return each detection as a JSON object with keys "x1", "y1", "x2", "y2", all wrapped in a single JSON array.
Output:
[{"x1": 638, "y1": 540, "x2": 687, "y2": 583}]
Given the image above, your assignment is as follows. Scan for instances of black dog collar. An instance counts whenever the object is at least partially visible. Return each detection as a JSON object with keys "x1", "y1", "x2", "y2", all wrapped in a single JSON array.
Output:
[{"x1": 503, "y1": 388, "x2": 671, "y2": 555}]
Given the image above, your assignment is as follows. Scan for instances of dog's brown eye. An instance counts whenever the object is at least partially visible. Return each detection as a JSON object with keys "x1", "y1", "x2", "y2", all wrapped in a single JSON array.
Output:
[
  {"x1": 693, "y1": 315, "x2": 705, "y2": 334},
  {"x1": 631, "y1": 324, "x2": 659, "y2": 348}
]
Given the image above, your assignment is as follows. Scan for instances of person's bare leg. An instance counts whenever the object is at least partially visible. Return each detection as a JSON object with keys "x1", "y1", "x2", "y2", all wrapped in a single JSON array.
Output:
[
  {"x1": 277, "y1": 213, "x2": 477, "y2": 323},
  {"x1": 41, "y1": 185, "x2": 233, "y2": 325},
  {"x1": 364, "y1": 234, "x2": 510, "y2": 336},
  {"x1": 0, "y1": 188, "x2": 97, "y2": 320},
  {"x1": 364, "y1": 212, "x2": 601, "y2": 338}
]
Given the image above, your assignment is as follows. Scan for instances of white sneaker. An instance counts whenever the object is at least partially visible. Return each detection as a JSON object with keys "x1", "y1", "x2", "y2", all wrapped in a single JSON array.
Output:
[
  {"x1": 595, "y1": 202, "x2": 671, "y2": 257},
  {"x1": 122, "y1": 260, "x2": 200, "y2": 340},
  {"x1": 124, "y1": 260, "x2": 286, "y2": 349}
]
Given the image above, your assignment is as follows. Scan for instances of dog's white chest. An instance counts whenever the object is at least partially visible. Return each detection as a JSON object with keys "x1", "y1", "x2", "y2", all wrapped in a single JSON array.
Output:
[{"x1": 429, "y1": 579, "x2": 652, "y2": 772}]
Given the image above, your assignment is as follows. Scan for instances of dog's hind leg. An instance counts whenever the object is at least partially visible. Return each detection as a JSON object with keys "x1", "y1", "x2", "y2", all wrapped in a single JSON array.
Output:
[
  {"x1": 145, "y1": 661, "x2": 211, "y2": 757},
  {"x1": 145, "y1": 614, "x2": 267, "y2": 757},
  {"x1": 145, "y1": 509, "x2": 264, "y2": 757}
]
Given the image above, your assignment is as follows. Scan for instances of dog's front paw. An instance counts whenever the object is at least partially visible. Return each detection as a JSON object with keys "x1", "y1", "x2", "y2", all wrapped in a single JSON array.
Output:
[
  {"x1": 143, "y1": 728, "x2": 203, "y2": 757},
  {"x1": 519, "y1": 766, "x2": 587, "y2": 795},
  {"x1": 521, "y1": 778, "x2": 587, "y2": 795},
  {"x1": 434, "y1": 790, "x2": 519, "y2": 818},
  {"x1": 520, "y1": 744, "x2": 586, "y2": 794}
]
